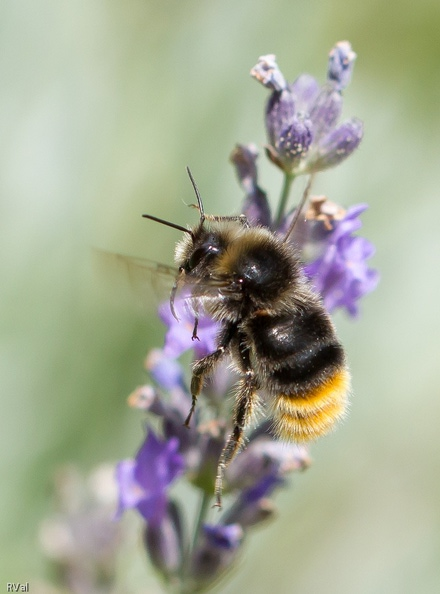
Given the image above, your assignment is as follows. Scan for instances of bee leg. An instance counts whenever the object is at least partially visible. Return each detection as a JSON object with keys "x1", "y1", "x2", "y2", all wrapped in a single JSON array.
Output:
[
  {"x1": 185, "y1": 322, "x2": 237, "y2": 428},
  {"x1": 191, "y1": 316, "x2": 199, "y2": 341},
  {"x1": 184, "y1": 348, "x2": 224, "y2": 427},
  {"x1": 206, "y1": 213, "x2": 249, "y2": 227},
  {"x1": 214, "y1": 340, "x2": 260, "y2": 507},
  {"x1": 214, "y1": 371, "x2": 260, "y2": 507}
]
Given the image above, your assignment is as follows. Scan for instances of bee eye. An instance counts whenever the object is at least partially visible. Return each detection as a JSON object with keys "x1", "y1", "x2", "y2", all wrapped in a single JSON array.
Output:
[
  {"x1": 186, "y1": 248, "x2": 204, "y2": 270},
  {"x1": 187, "y1": 244, "x2": 220, "y2": 271}
]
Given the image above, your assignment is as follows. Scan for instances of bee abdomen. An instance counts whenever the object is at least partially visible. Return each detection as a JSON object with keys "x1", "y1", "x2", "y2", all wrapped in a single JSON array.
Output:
[
  {"x1": 250, "y1": 307, "x2": 345, "y2": 385},
  {"x1": 273, "y1": 367, "x2": 350, "y2": 442},
  {"x1": 249, "y1": 307, "x2": 350, "y2": 442}
]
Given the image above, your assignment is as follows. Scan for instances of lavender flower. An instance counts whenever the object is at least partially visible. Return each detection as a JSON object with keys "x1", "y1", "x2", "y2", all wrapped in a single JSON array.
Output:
[
  {"x1": 115, "y1": 430, "x2": 184, "y2": 526},
  {"x1": 251, "y1": 41, "x2": 363, "y2": 177},
  {"x1": 305, "y1": 204, "x2": 379, "y2": 316}
]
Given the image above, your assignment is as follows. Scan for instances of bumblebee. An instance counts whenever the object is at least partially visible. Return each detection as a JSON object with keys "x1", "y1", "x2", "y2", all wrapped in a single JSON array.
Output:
[{"x1": 144, "y1": 169, "x2": 350, "y2": 506}]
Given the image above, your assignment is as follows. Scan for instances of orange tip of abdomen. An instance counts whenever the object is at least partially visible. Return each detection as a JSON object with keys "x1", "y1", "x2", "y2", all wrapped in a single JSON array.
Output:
[{"x1": 273, "y1": 367, "x2": 351, "y2": 442}]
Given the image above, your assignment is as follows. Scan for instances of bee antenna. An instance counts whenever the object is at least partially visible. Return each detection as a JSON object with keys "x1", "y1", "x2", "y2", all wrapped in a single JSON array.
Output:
[
  {"x1": 283, "y1": 175, "x2": 314, "y2": 243},
  {"x1": 142, "y1": 213, "x2": 195, "y2": 240},
  {"x1": 186, "y1": 166, "x2": 205, "y2": 224}
]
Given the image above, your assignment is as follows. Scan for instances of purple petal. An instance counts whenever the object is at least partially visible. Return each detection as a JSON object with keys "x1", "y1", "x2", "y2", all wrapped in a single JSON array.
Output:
[
  {"x1": 135, "y1": 432, "x2": 183, "y2": 490},
  {"x1": 265, "y1": 88, "x2": 296, "y2": 147},
  {"x1": 305, "y1": 205, "x2": 379, "y2": 316},
  {"x1": 144, "y1": 500, "x2": 184, "y2": 574},
  {"x1": 330, "y1": 206, "x2": 365, "y2": 240},
  {"x1": 230, "y1": 144, "x2": 272, "y2": 227},
  {"x1": 276, "y1": 115, "x2": 313, "y2": 170},
  {"x1": 146, "y1": 349, "x2": 185, "y2": 391},
  {"x1": 203, "y1": 524, "x2": 243, "y2": 551},
  {"x1": 137, "y1": 493, "x2": 168, "y2": 526},
  {"x1": 343, "y1": 203, "x2": 369, "y2": 221},
  {"x1": 190, "y1": 523, "x2": 243, "y2": 584},
  {"x1": 309, "y1": 86, "x2": 343, "y2": 140},
  {"x1": 115, "y1": 431, "x2": 184, "y2": 526},
  {"x1": 115, "y1": 459, "x2": 144, "y2": 518},
  {"x1": 242, "y1": 189, "x2": 272, "y2": 227},
  {"x1": 289, "y1": 73, "x2": 321, "y2": 112},
  {"x1": 230, "y1": 143, "x2": 259, "y2": 190},
  {"x1": 227, "y1": 437, "x2": 310, "y2": 490},
  {"x1": 241, "y1": 473, "x2": 283, "y2": 505},
  {"x1": 312, "y1": 118, "x2": 364, "y2": 172}
]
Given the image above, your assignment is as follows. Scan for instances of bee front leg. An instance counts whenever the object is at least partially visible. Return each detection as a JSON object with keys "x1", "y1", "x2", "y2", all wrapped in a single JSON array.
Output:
[
  {"x1": 184, "y1": 322, "x2": 237, "y2": 428},
  {"x1": 185, "y1": 349, "x2": 225, "y2": 427}
]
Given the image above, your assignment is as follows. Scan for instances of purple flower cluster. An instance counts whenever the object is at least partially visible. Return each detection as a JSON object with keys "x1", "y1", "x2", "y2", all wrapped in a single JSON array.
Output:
[
  {"x1": 115, "y1": 42, "x2": 378, "y2": 592},
  {"x1": 251, "y1": 41, "x2": 363, "y2": 176},
  {"x1": 119, "y1": 354, "x2": 310, "y2": 589},
  {"x1": 305, "y1": 204, "x2": 379, "y2": 316}
]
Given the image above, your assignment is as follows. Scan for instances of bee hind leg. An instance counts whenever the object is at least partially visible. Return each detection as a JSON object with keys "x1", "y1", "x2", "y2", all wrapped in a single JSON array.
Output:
[{"x1": 214, "y1": 366, "x2": 260, "y2": 508}]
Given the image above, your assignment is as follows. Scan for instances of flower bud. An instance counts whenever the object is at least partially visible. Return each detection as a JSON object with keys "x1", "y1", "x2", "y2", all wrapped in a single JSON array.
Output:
[
  {"x1": 289, "y1": 73, "x2": 320, "y2": 112},
  {"x1": 308, "y1": 117, "x2": 363, "y2": 172},
  {"x1": 223, "y1": 496, "x2": 276, "y2": 528},
  {"x1": 275, "y1": 115, "x2": 313, "y2": 171},
  {"x1": 265, "y1": 88, "x2": 296, "y2": 147},
  {"x1": 250, "y1": 54, "x2": 286, "y2": 91},
  {"x1": 327, "y1": 41, "x2": 357, "y2": 91},
  {"x1": 143, "y1": 500, "x2": 184, "y2": 578},
  {"x1": 189, "y1": 523, "x2": 243, "y2": 588},
  {"x1": 230, "y1": 144, "x2": 271, "y2": 226},
  {"x1": 309, "y1": 86, "x2": 343, "y2": 140}
]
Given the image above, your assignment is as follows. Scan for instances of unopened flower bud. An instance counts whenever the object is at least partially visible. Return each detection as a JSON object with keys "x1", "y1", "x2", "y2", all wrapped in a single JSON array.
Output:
[
  {"x1": 327, "y1": 41, "x2": 357, "y2": 91},
  {"x1": 144, "y1": 500, "x2": 184, "y2": 578},
  {"x1": 250, "y1": 54, "x2": 286, "y2": 91}
]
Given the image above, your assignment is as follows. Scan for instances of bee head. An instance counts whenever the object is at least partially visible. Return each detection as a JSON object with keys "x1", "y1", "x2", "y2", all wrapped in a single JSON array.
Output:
[
  {"x1": 143, "y1": 167, "x2": 228, "y2": 275},
  {"x1": 178, "y1": 225, "x2": 227, "y2": 276}
]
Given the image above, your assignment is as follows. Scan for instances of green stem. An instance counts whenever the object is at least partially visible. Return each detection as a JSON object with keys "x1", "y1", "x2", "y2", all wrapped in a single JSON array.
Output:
[
  {"x1": 192, "y1": 490, "x2": 212, "y2": 553},
  {"x1": 179, "y1": 491, "x2": 212, "y2": 594},
  {"x1": 275, "y1": 172, "x2": 295, "y2": 227}
]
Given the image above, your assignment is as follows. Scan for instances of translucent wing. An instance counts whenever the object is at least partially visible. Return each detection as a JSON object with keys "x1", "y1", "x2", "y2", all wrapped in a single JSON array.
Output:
[
  {"x1": 92, "y1": 249, "x2": 240, "y2": 314},
  {"x1": 92, "y1": 249, "x2": 177, "y2": 312}
]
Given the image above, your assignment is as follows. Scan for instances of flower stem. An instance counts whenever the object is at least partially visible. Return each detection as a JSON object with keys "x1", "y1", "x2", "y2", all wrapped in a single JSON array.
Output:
[
  {"x1": 192, "y1": 490, "x2": 211, "y2": 553},
  {"x1": 275, "y1": 172, "x2": 295, "y2": 227},
  {"x1": 179, "y1": 491, "x2": 212, "y2": 594}
]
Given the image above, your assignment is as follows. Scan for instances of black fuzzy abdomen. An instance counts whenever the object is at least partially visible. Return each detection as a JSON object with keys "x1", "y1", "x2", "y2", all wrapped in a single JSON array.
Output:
[{"x1": 248, "y1": 307, "x2": 345, "y2": 394}]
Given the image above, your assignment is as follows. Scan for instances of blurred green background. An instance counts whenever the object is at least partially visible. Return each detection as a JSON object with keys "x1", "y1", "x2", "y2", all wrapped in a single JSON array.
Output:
[{"x1": 2, "y1": 0, "x2": 440, "y2": 592}]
